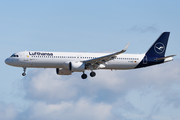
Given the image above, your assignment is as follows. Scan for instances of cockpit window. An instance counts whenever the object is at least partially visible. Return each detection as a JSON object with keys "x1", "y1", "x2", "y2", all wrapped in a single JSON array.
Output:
[{"x1": 10, "y1": 54, "x2": 19, "y2": 57}]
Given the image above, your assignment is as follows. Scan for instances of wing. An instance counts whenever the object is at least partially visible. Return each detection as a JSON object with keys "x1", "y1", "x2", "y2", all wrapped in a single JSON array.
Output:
[{"x1": 83, "y1": 42, "x2": 130, "y2": 70}]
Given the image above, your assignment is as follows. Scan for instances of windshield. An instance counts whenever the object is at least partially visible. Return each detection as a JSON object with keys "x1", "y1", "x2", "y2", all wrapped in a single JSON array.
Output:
[{"x1": 10, "y1": 54, "x2": 19, "y2": 57}]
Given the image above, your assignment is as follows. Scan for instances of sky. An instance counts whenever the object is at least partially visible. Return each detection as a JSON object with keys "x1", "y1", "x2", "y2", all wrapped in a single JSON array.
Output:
[{"x1": 0, "y1": 0, "x2": 180, "y2": 120}]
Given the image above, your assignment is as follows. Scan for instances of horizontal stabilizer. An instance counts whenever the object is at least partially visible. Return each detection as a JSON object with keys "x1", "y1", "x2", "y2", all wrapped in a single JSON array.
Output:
[{"x1": 155, "y1": 55, "x2": 176, "y2": 61}]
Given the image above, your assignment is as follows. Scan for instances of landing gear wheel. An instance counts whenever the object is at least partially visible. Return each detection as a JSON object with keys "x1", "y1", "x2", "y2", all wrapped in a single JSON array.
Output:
[
  {"x1": 81, "y1": 74, "x2": 87, "y2": 79},
  {"x1": 22, "y1": 67, "x2": 26, "y2": 76},
  {"x1": 90, "y1": 71, "x2": 96, "y2": 77},
  {"x1": 22, "y1": 73, "x2": 26, "y2": 76}
]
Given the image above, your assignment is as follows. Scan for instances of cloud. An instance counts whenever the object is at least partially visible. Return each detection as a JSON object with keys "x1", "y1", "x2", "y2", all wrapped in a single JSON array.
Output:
[
  {"x1": 0, "y1": 102, "x2": 18, "y2": 120},
  {"x1": 22, "y1": 69, "x2": 80, "y2": 102},
  {"x1": 17, "y1": 98, "x2": 113, "y2": 120},
  {"x1": 129, "y1": 24, "x2": 158, "y2": 33},
  {"x1": 2, "y1": 60, "x2": 180, "y2": 120},
  {"x1": 161, "y1": 84, "x2": 180, "y2": 109}
]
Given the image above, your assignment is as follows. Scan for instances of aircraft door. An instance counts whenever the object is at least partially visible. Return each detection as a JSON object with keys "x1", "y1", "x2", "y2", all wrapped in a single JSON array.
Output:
[
  {"x1": 143, "y1": 55, "x2": 147, "y2": 64},
  {"x1": 23, "y1": 52, "x2": 29, "y2": 61}
]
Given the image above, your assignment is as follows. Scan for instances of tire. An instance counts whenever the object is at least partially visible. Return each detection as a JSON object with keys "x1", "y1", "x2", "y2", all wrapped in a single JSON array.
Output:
[
  {"x1": 90, "y1": 72, "x2": 96, "y2": 77},
  {"x1": 81, "y1": 74, "x2": 87, "y2": 79}
]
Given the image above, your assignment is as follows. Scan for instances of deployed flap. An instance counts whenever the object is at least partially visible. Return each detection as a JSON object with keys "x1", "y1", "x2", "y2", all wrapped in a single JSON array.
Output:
[
  {"x1": 83, "y1": 42, "x2": 130, "y2": 66},
  {"x1": 155, "y1": 55, "x2": 176, "y2": 61}
]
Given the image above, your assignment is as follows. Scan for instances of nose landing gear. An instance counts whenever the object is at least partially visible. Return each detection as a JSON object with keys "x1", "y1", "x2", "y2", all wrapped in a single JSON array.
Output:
[{"x1": 22, "y1": 67, "x2": 26, "y2": 76}]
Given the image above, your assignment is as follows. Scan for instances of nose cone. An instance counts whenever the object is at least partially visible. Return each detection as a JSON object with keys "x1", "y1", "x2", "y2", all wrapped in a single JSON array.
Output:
[{"x1": 5, "y1": 58, "x2": 11, "y2": 65}]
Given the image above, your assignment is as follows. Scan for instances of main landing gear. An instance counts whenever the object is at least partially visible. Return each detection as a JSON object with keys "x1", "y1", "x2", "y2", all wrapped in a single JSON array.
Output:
[
  {"x1": 90, "y1": 71, "x2": 96, "y2": 77},
  {"x1": 22, "y1": 67, "x2": 26, "y2": 76},
  {"x1": 81, "y1": 73, "x2": 87, "y2": 79},
  {"x1": 81, "y1": 71, "x2": 96, "y2": 79}
]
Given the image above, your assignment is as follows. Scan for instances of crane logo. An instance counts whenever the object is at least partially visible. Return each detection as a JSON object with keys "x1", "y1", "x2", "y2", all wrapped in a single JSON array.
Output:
[{"x1": 154, "y1": 42, "x2": 165, "y2": 54}]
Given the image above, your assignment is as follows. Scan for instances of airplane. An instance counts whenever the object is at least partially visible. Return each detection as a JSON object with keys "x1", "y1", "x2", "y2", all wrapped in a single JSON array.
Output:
[{"x1": 5, "y1": 32, "x2": 175, "y2": 79}]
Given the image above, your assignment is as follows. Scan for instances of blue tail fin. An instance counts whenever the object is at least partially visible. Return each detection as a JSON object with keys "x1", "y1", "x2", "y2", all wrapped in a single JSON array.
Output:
[
  {"x1": 135, "y1": 32, "x2": 170, "y2": 68},
  {"x1": 145, "y1": 32, "x2": 170, "y2": 57}
]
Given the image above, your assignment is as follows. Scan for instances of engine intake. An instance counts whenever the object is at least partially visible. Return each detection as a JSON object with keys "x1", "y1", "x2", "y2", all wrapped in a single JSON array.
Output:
[
  {"x1": 63, "y1": 61, "x2": 85, "y2": 72},
  {"x1": 69, "y1": 61, "x2": 85, "y2": 72}
]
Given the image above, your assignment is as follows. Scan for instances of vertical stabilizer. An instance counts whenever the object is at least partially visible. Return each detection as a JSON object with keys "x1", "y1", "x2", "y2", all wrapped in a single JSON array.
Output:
[
  {"x1": 135, "y1": 32, "x2": 170, "y2": 68},
  {"x1": 145, "y1": 32, "x2": 170, "y2": 57}
]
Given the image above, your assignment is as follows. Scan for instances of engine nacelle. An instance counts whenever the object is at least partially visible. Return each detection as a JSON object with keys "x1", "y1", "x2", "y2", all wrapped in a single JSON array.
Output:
[
  {"x1": 56, "y1": 68, "x2": 72, "y2": 75},
  {"x1": 63, "y1": 61, "x2": 70, "y2": 69},
  {"x1": 69, "y1": 61, "x2": 85, "y2": 72}
]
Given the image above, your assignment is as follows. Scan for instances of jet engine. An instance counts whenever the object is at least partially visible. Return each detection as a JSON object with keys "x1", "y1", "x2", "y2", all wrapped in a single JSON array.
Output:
[
  {"x1": 63, "y1": 61, "x2": 85, "y2": 72},
  {"x1": 56, "y1": 68, "x2": 72, "y2": 75},
  {"x1": 69, "y1": 61, "x2": 85, "y2": 72}
]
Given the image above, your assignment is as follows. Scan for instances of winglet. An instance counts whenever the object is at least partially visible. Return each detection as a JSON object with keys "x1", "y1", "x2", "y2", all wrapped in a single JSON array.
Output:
[
  {"x1": 123, "y1": 42, "x2": 130, "y2": 51},
  {"x1": 113, "y1": 42, "x2": 130, "y2": 55}
]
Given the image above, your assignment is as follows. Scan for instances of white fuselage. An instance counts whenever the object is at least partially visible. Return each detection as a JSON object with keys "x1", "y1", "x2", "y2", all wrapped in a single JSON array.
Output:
[{"x1": 5, "y1": 51, "x2": 145, "y2": 70}]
